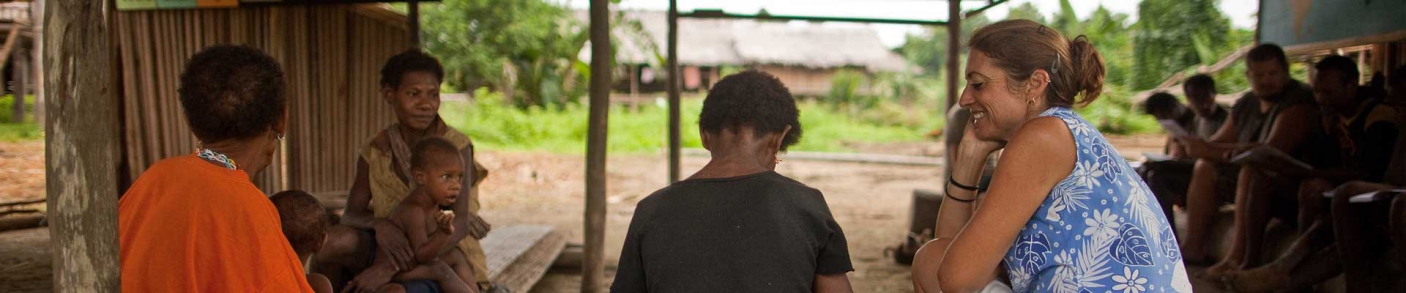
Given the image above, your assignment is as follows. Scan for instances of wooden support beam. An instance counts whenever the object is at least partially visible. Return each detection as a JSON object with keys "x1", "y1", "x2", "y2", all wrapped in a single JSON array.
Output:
[
  {"x1": 45, "y1": 0, "x2": 121, "y2": 291},
  {"x1": 963, "y1": 0, "x2": 1007, "y2": 18},
  {"x1": 667, "y1": 0, "x2": 681, "y2": 183},
  {"x1": 0, "y1": 214, "x2": 45, "y2": 232},
  {"x1": 680, "y1": 10, "x2": 947, "y2": 26},
  {"x1": 30, "y1": 0, "x2": 42, "y2": 124},
  {"x1": 0, "y1": 198, "x2": 46, "y2": 209},
  {"x1": 407, "y1": 0, "x2": 420, "y2": 46},
  {"x1": 13, "y1": 47, "x2": 27, "y2": 123},
  {"x1": 583, "y1": 0, "x2": 611, "y2": 291},
  {"x1": 0, "y1": 26, "x2": 24, "y2": 74},
  {"x1": 944, "y1": 0, "x2": 961, "y2": 113}
]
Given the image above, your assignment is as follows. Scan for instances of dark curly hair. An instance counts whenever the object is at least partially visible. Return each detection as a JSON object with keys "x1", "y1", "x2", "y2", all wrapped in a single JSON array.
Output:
[
  {"x1": 270, "y1": 190, "x2": 328, "y2": 256},
  {"x1": 178, "y1": 45, "x2": 286, "y2": 144},
  {"x1": 412, "y1": 136, "x2": 461, "y2": 171},
  {"x1": 1142, "y1": 92, "x2": 1181, "y2": 116},
  {"x1": 1247, "y1": 43, "x2": 1289, "y2": 69},
  {"x1": 380, "y1": 49, "x2": 445, "y2": 89},
  {"x1": 699, "y1": 70, "x2": 802, "y2": 151},
  {"x1": 1313, "y1": 55, "x2": 1359, "y2": 83},
  {"x1": 1182, "y1": 74, "x2": 1216, "y2": 99}
]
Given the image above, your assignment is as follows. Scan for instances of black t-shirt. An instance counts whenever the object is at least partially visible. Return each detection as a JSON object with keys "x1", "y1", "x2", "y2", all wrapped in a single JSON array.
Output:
[
  {"x1": 1229, "y1": 80, "x2": 1316, "y2": 144},
  {"x1": 610, "y1": 171, "x2": 853, "y2": 293}
]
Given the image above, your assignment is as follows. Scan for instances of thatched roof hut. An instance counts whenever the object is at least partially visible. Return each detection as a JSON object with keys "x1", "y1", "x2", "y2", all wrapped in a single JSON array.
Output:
[
  {"x1": 578, "y1": 10, "x2": 910, "y2": 72},
  {"x1": 579, "y1": 10, "x2": 911, "y2": 96}
]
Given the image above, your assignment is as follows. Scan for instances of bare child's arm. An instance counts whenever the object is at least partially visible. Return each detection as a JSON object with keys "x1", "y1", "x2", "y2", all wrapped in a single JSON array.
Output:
[{"x1": 395, "y1": 205, "x2": 456, "y2": 264}]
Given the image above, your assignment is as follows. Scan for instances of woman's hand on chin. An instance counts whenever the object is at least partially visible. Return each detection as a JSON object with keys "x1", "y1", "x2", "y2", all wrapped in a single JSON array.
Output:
[{"x1": 957, "y1": 122, "x2": 1005, "y2": 160}]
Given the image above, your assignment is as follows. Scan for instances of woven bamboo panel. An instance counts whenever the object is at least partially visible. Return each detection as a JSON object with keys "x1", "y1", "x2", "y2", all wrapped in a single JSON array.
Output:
[{"x1": 114, "y1": 4, "x2": 408, "y2": 195}]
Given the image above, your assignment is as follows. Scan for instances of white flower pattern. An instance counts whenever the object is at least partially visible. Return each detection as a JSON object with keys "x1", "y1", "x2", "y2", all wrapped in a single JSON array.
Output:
[
  {"x1": 1004, "y1": 108, "x2": 1191, "y2": 293},
  {"x1": 1112, "y1": 267, "x2": 1148, "y2": 293},
  {"x1": 1083, "y1": 209, "x2": 1120, "y2": 238}
]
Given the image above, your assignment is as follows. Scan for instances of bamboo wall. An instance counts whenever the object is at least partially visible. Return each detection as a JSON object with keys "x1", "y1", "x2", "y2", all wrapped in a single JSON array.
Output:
[{"x1": 114, "y1": 4, "x2": 410, "y2": 195}]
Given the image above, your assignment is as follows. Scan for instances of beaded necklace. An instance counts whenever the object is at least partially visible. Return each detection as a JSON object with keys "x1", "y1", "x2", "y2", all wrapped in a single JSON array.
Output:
[{"x1": 195, "y1": 147, "x2": 239, "y2": 170}]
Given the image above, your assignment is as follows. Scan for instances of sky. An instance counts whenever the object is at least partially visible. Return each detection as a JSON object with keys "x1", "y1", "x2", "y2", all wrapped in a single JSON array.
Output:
[{"x1": 563, "y1": 0, "x2": 1260, "y2": 48}]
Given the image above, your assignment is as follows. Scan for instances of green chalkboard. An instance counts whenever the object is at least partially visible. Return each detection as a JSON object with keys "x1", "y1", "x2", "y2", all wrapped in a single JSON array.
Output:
[{"x1": 1259, "y1": 0, "x2": 1406, "y2": 47}]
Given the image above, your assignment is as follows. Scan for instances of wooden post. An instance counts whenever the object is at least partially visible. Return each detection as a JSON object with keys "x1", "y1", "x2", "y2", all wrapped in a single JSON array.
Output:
[
  {"x1": 13, "y1": 46, "x2": 26, "y2": 123},
  {"x1": 408, "y1": 0, "x2": 420, "y2": 46},
  {"x1": 583, "y1": 0, "x2": 611, "y2": 292},
  {"x1": 30, "y1": 0, "x2": 42, "y2": 124},
  {"x1": 45, "y1": 0, "x2": 121, "y2": 291},
  {"x1": 944, "y1": 0, "x2": 961, "y2": 114},
  {"x1": 667, "y1": 0, "x2": 681, "y2": 183}
]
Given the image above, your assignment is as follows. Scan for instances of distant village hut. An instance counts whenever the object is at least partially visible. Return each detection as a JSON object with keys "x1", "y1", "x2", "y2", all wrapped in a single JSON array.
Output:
[{"x1": 580, "y1": 10, "x2": 912, "y2": 98}]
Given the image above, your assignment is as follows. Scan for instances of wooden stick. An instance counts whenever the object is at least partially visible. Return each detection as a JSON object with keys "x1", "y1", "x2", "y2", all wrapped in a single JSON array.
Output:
[
  {"x1": 0, "y1": 198, "x2": 44, "y2": 208},
  {"x1": 0, "y1": 214, "x2": 45, "y2": 232},
  {"x1": 0, "y1": 209, "x2": 40, "y2": 218}
]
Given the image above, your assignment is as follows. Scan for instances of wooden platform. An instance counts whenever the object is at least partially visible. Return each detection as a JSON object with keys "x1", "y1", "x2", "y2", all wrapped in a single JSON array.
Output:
[{"x1": 480, "y1": 225, "x2": 567, "y2": 292}]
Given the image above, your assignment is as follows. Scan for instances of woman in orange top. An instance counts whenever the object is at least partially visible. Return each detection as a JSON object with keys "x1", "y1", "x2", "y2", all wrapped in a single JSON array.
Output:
[{"x1": 119, "y1": 46, "x2": 313, "y2": 293}]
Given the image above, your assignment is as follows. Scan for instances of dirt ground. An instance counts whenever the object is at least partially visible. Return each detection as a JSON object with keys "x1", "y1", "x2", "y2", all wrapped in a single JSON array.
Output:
[
  {"x1": 0, "y1": 135, "x2": 1172, "y2": 292},
  {"x1": 0, "y1": 141, "x2": 43, "y2": 203}
]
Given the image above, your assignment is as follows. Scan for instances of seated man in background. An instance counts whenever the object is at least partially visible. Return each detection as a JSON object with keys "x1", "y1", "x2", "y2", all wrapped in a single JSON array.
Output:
[
  {"x1": 1140, "y1": 74, "x2": 1231, "y2": 234},
  {"x1": 1222, "y1": 55, "x2": 1400, "y2": 291},
  {"x1": 1388, "y1": 65, "x2": 1406, "y2": 110},
  {"x1": 1143, "y1": 92, "x2": 1197, "y2": 157},
  {"x1": 1177, "y1": 44, "x2": 1320, "y2": 275}
]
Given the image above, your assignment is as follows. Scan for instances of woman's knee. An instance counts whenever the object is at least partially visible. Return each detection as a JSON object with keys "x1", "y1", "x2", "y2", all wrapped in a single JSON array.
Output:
[
  {"x1": 319, "y1": 225, "x2": 364, "y2": 259},
  {"x1": 1192, "y1": 159, "x2": 1217, "y2": 182}
]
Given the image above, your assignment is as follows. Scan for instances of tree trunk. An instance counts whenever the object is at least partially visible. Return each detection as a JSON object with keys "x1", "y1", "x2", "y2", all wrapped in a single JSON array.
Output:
[{"x1": 44, "y1": 0, "x2": 121, "y2": 291}]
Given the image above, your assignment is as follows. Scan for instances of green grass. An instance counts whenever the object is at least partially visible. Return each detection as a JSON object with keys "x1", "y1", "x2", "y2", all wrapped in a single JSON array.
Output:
[
  {"x1": 439, "y1": 89, "x2": 932, "y2": 154},
  {"x1": 1076, "y1": 85, "x2": 1161, "y2": 135},
  {"x1": 0, "y1": 122, "x2": 41, "y2": 142},
  {"x1": 0, "y1": 94, "x2": 41, "y2": 142}
]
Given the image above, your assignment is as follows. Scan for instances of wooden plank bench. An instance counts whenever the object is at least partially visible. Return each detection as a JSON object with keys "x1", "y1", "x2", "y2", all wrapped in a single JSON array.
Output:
[
  {"x1": 309, "y1": 193, "x2": 566, "y2": 291},
  {"x1": 480, "y1": 225, "x2": 567, "y2": 292}
]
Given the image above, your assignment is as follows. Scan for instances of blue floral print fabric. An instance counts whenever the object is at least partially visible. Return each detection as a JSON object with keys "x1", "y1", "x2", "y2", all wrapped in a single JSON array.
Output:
[{"x1": 1001, "y1": 107, "x2": 1192, "y2": 293}]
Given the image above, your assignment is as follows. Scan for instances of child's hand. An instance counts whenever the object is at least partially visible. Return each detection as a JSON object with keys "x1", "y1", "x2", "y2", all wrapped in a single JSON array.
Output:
[{"x1": 434, "y1": 211, "x2": 456, "y2": 235}]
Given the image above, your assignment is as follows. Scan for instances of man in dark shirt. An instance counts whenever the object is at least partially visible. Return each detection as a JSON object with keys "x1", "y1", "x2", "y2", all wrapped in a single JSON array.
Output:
[
  {"x1": 1184, "y1": 74, "x2": 1232, "y2": 139},
  {"x1": 611, "y1": 70, "x2": 853, "y2": 293},
  {"x1": 1220, "y1": 55, "x2": 1400, "y2": 291},
  {"x1": 1139, "y1": 74, "x2": 1231, "y2": 237},
  {"x1": 1177, "y1": 44, "x2": 1320, "y2": 274}
]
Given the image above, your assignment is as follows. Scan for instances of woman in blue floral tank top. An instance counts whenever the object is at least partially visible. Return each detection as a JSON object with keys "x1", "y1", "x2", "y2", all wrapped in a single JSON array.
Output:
[{"x1": 912, "y1": 19, "x2": 1191, "y2": 293}]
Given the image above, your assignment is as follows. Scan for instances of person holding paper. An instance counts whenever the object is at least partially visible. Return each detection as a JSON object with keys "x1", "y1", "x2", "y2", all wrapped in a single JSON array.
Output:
[
  {"x1": 1144, "y1": 92, "x2": 1197, "y2": 156},
  {"x1": 1176, "y1": 44, "x2": 1321, "y2": 277},
  {"x1": 1138, "y1": 75, "x2": 1230, "y2": 237},
  {"x1": 1219, "y1": 55, "x2": 1400, "y2": 291}
]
